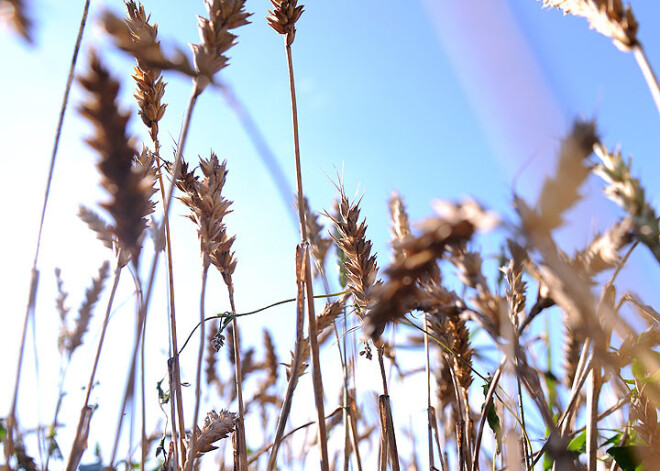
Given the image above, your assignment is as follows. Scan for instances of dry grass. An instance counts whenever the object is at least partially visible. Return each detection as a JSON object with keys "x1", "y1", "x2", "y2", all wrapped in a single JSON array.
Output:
[{"x1": 4, "y1": 1, "x2": 660, "y2": 471}]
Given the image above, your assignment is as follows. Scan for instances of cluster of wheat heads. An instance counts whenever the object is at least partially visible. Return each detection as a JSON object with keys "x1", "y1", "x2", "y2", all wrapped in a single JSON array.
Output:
[{"x1": 3, "y1": 0, "x2": 660, "y2": 470}]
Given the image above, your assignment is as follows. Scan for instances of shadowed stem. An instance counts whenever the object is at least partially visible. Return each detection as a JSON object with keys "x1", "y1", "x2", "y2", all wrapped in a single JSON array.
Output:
[
  {"x1": 285, "y1": 37, "x2": 329, "y2": 470},
  {"x1": 7, "y1": 1, "x2": 91, "y2": 463}
]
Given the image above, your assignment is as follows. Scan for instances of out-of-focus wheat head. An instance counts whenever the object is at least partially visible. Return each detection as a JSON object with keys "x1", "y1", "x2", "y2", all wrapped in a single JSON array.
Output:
[
  {"x1": 1, "y1": 0, "x2": 32, "y2": 43},
  {"x1": 267, "y1": 0, "x2": 304, "y2": 45},
  {"x1": 543, "y1": 0, "x2": 638, "y2": 51},
  {"x1": 593, "y1": 142, "x2": 660, "y2": 262},
  {"x1": 78, "y1": 52, "x2": 155, "y2": 266}
]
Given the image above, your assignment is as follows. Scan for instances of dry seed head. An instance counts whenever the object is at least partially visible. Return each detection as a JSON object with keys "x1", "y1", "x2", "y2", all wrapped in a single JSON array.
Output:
[
  {"x1": 66, "y1": 261, "x2": 111, "y2": 356},
  {"x1": 365, "y1": 204, "x2": 478, "y2": 340},
  {"x1": 573, "y1": 217, "x2": 634, "y2": 275},
  {"x1": 316, "y1": 296, "x2": 347, "y2": 333},
  {"x1": 179, "y1": 153, "x2": 234, "y2": 270},
  {"x1": 542, "y1": 0, "x2": 638, "y2": 51},
  {"x1": 79, "y1": 52, "x2": 154, "y2": 267},
  {"x1": 187, "y1": 410, "x2": 237, "y2": 460},
  {"x1": 562, "y1": 319, "x2": 583, "y2": 387},
  {"x1": 3, "y1": 0, "x2": 32, "y2": 43},
  {"x1": 103, "y1": 11, "x2": 196, "y2": 77},
  {"x1": 261, "y1": 329, "x2": 279, "y2": 389},
  {"x1": 593, "y1": 142, "x2": 660, "y2": 262},
  {"x1": 78, "y1": 206, "x2": 115, "y2": 250},
  {"x1": 327, "y1": 189, "x2": 379, "y2": 315},
  {"x1": 389, "y1": 191, "x2": 412, "y2": 263},
  {"x1": 267, "y1": 0, "x2": 304, "y2": 45},
  {"x1": 192, "y1": 0, "x2": 251, "y2": 93},
  {"x1": 528, "y1": 120, "x2": 597, "y2": 234}
]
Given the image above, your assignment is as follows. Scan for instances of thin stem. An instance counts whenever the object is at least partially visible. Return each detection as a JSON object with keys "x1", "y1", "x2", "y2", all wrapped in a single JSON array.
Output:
[
  {"x1": 7, "y1": 2, "x2": 91, "y2": 461},
  {"x1": 66, "y1": 261, "x2": 122, "y2": 471},
  {"x1": 154, "y1": 136, "x2": 185, "y2": 471},
  {"x1": 226, "y1": 285, "x2": 248, "y2": 471},
  {"x1": 424, "y1": 316, "x2": 435, "y2": 469},
  {"x1": 186, "y1": 265, "x2": 209, "y2": 471},
  {"x1": 178, "y1": 291, "x2": 348, "y2": 356},
  {"x1": 136, "y1": 81, "x2": 198, "y2": 469},
  {"x1": 267, "y1": 244, "x2": 308, "y2": 471},
  {"x1": 212, "y1": 82, "x2": 297, "y2": 230},
  {"x1": 633, "y1": 45, "x2": 660, "y2": 117},
  {"x1": 586, "y1": 365, "x2": 601, "y2": 471},
  {"x1": 471, "y1": 361, "x2": 505, "y2": 471},
  {"x1": 110, "y1": 268, "x2": 147, "y2": 467},
  {"x1": 285, "y1": 38, "x2": 329, "y2": 470}
]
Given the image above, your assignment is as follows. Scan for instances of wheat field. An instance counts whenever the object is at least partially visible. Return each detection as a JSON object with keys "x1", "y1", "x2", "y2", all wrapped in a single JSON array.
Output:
[{"x1": 2, "y1": 1, "x2": 660, "y2": 470}]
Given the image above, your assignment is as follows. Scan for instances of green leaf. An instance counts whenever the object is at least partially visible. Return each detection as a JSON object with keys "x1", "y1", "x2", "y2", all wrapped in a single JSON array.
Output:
[
  {"x1": 601, "y1": 433, "x2": 623, "y2": 448},
  {"x1": 0, "y1": 419, "x2": 6, "y2": 441},
  {"x1": 156, "y1": 379, "x2": 170, "y2": 405},
  {"x1": 568, "y1": 430, "x2": 586, "y2": 454},
  {"x1": 543, "y1": 452, "x2": 553, "y2": 470},
  {"x1": 337, "y1": 247, "x2": 349, "y2": 289},
  {"x1": 632, "y1": 354, "x2": 660, "y2": 383},
  {"x1": 481, "y1": 380, "x2": 502, "y2": 454},
  {"x1": 607, "y1": 446, "x2": 644, "y2": 471}
]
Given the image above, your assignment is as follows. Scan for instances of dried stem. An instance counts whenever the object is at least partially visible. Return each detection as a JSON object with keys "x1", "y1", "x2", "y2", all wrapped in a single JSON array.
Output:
[
  {"x1": 66, "y1": 260, "x2": 122, "y2": 471},
  {"x1": 633, "y1": 45, "x2": 660, "y2": 117},
  {"x1": 268, "y1": 1, "x2": 330, "y2": 466},
  {"x1": 7, "y1": 2, "x2": 90, "y2": 461},
  {"x1": 186, "y1": 266, "x2": 209, "y2": 471}
]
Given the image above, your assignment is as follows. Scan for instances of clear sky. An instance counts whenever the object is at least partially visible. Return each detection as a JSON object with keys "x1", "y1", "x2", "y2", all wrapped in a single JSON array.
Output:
[{"x1": 2, "y1": 0, "x2": 659, "y2": 468}]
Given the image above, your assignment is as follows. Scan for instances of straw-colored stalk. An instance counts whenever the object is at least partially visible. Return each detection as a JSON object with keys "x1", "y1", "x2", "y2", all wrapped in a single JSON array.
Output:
[{"x1": 267, "y1": 1, "x2": 329, "y2": 469}]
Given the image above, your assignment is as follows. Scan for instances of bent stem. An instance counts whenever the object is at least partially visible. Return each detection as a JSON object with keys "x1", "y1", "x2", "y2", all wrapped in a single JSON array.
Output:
[{"x1": 7, "y1": 1, "x2": 91, "y2": 462}]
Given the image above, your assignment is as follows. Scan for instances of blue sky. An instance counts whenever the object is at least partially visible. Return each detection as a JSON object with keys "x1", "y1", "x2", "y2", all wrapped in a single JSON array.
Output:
[{"x1": 2, "y1": 0, "x2": 659, "y2": 468}]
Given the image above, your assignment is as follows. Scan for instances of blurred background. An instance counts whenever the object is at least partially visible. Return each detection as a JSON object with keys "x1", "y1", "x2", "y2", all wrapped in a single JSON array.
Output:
[{"x1": 1, "y1": 0, "x2": 659, "y2": 468}]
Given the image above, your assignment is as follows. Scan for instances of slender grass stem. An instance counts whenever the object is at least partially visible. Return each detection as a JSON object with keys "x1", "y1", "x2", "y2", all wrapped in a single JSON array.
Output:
[
  {"x1": 633, "y1": 45, "x2": 660, "y2": 117},
  {"x1": 7, "y1": 2, "x2": 90, "y2": 462},
  {"x1": 226, "y1": 285, "x2": 248, "y2": 471},
  {"x1": 285, "y1": 38, "x2": 329, "y2": 470},
  {"x1": 186, "y1": 265, "x2": 209, "y2": 471},
  {"x1": 66, "y1": 260, "x2": 122, "y2": 471},
  {"x1": 267, "y1": 245, "x2": 308, "y2": 471}
]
